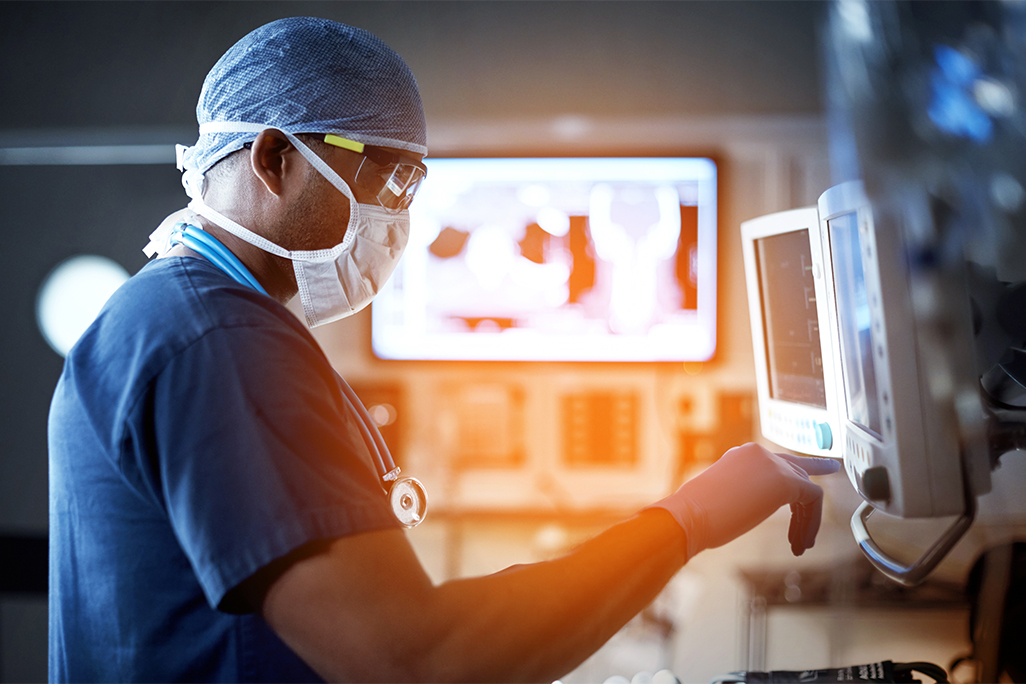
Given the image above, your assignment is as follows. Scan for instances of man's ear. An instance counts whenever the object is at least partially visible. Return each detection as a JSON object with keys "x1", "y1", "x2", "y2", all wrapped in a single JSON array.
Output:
[{"x1": 248, "y1": 129, "x2": 295, "y2": 197}]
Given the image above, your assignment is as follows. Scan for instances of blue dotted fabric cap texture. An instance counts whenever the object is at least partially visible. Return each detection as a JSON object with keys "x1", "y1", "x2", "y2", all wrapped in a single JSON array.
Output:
[{"x1": 182, "y1": 16, "x2": 427, "y2": 177}]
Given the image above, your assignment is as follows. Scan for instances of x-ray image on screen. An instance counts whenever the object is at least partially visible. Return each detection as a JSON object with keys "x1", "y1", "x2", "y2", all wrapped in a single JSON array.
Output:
[
  {"x1": 755, "y1": 230, "x2": 827, "y2": 408},
  {"x1": 828, "y1": 212, "x2": 883, "y2": 437},
  {"x1": 371, "y1": 157, "x2": 718, "y2": 362}
]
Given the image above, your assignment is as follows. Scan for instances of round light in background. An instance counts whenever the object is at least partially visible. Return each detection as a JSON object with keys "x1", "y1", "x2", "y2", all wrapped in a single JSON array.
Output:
[
  {"x1": 36, "y1": 255, "x2": 130, "y2": 357},
  {"x1": 368, "y1": 402, "x2": 398, "y2": 427}
]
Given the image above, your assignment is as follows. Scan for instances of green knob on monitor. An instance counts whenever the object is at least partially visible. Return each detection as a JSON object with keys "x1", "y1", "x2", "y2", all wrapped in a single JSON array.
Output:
[{"x1": 815, "y1": 421, "x2": 833, "y2": 450}]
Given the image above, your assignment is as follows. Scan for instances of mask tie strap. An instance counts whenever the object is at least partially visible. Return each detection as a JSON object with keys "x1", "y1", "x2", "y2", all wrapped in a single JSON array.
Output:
[
  {"x1": 186, "y1": 198, "x2": 291, "y2": 260},
  {"x1": 198, "y1": 122, "x2": 361, "y2": 249}
]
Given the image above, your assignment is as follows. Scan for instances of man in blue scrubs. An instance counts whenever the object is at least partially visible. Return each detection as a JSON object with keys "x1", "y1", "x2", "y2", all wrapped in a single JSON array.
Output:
[{"x1": 48, "y1": 16, "x2": 839, "y2": 682}]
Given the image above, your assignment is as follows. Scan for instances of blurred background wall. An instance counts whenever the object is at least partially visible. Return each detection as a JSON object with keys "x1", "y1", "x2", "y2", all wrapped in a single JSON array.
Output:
[{"x1": 0, "y1": 2, "x2": 914, "y2": 682}]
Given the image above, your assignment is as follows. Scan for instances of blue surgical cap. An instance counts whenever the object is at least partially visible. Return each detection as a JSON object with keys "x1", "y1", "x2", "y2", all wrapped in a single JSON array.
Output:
[{"x1": 180, "y1": 17, "x2": 427, "y2": 181}]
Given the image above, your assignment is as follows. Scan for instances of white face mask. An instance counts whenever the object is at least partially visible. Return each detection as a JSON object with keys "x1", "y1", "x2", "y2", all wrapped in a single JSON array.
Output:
[{"x1": 150, "y1": 124, "x2": 410, "y2": 328}]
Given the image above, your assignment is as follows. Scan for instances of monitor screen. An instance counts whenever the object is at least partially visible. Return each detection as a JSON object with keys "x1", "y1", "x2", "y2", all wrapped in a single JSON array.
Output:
[
  {"x1": 827, "y1": 211, "x2": 882, "y2": 437},
  {"x1": 755, "y1": 229, "x2": 827, "y2": 409},
  {"x1": 371, "y1": 157, "x2": 718, "y2": 362}
]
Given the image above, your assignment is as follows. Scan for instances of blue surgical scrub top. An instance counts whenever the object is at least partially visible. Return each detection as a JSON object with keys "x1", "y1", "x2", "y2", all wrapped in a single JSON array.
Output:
[{"x1": 48, "y1": 256, "x2": 399, "y2": 682}]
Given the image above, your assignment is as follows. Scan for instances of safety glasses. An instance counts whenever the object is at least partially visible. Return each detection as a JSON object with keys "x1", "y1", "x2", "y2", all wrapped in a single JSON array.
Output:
[{"x1": 323, "y1": 134, "x2": 427, "y2": 210}]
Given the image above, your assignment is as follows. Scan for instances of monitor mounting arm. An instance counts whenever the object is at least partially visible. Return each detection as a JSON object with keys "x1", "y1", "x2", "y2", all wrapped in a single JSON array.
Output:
[
  {"x1": 851, "y1": 395, "x2": 1026, "y2": 587},
  {"x1": 850, "y1": 450, "x2": 977, "y2": 587}
]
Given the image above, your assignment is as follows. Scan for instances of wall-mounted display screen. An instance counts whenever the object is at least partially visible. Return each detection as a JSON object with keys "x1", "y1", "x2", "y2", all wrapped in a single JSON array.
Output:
[{"x1": 371, "y1": 157, "x2": 718, "y2": 362}]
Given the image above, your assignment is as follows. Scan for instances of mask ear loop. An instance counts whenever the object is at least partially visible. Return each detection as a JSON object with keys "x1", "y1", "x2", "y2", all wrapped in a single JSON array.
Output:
[
  {"x1": 195, "y1": 123, "x2": 363, "y2": 250},
  {"x1": 280, "y1": 131, "x2": 361, "y2": 246}
]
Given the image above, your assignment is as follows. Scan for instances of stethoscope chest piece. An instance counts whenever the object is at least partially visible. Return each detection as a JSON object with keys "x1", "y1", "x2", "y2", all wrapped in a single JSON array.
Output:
[{"x1": 388, "y1": 477, "x2": 428, "y2": 528}]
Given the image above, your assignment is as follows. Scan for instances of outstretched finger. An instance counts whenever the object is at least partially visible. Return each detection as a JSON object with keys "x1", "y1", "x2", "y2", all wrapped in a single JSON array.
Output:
[
  {"x1": 777, "y1": 453, "x2": 842, "y2": 477},
  {"x1": 784, "y1": 459, "x2": 812, "y2": 483}
]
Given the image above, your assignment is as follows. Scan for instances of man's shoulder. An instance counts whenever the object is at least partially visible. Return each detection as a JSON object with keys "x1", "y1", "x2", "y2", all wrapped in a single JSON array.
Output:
[
  {"x1": 73, "y1": 257, "x2": 316, "y2": 377},
  {"x1": 119, "y1": 257, "x2": 307, "y2": 339}
]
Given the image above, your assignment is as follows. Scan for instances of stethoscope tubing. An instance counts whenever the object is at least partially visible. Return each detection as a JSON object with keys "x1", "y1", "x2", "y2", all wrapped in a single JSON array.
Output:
[
  {"x1": 175, "y1": 224, "x2": 268, "y2": 295},
  {"x1": 334, "y1": 373, "x2": 397, "y2": 480}
]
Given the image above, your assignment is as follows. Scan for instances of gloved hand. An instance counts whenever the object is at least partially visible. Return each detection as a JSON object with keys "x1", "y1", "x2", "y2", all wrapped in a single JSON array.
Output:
[{"x1": 648, "y1": 443, "x2": 841, "y2": 559}]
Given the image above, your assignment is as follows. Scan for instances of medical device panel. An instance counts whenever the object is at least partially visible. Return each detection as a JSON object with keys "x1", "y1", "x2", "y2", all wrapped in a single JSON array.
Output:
[
  {"x1": 818, "y1": 181, "x2": 965, "y2": 519},
  {"x1": 740, "y1": 207, "x2": 839, "y2": 457},
  {"x1": 371, "y1": 156, "x2": 718, "y2": 362}
]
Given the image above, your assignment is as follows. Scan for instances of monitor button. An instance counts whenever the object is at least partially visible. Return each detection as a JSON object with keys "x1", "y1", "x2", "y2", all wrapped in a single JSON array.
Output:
[{"x1": 814, "y1": 421, "x2": 833, "y2": 450}]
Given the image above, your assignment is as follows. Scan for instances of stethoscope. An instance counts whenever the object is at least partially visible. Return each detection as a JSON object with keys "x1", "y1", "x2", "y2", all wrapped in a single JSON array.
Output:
[{"x1": 168, "y1": 222, "x2": 428, "y2": 528}]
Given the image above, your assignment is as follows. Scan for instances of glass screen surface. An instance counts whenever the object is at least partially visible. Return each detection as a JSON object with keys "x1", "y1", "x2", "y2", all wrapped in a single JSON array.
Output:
[
  {"x1": 754, "y1": 229, "x2": 827, "y2": 408},
  {"x1": 828, "y1": 212, "x2": 882, "y2": 437},
  {"x1": 371, "y1": 157, "x2": 718, "y2": 362}
]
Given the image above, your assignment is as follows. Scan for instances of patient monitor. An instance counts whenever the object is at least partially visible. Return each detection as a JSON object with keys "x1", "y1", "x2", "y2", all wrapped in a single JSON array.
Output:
[
  {"x1": 818, "y1": 181, "x2": 998, "y2": 585},
  {"x1": 819, "y1": 181, "x2": 971, "y2": 521},
  {"x1": 741, "y1": 207, "x2": 839, "y2": 458}
]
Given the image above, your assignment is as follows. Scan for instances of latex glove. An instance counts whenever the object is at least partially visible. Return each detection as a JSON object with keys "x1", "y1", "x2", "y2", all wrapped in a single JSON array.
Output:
[{"x1": 648, "y1": 443, "x2": 841, "y2": 559}]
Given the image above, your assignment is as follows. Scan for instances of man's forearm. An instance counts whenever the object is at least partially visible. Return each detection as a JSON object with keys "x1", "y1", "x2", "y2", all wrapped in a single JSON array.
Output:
[
  {"x1": 262, "y1": 510, "x2": 687, "y2": 683},
  {"x1": 397, "y1": 509, "x2": 687, "y2": 682}
]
